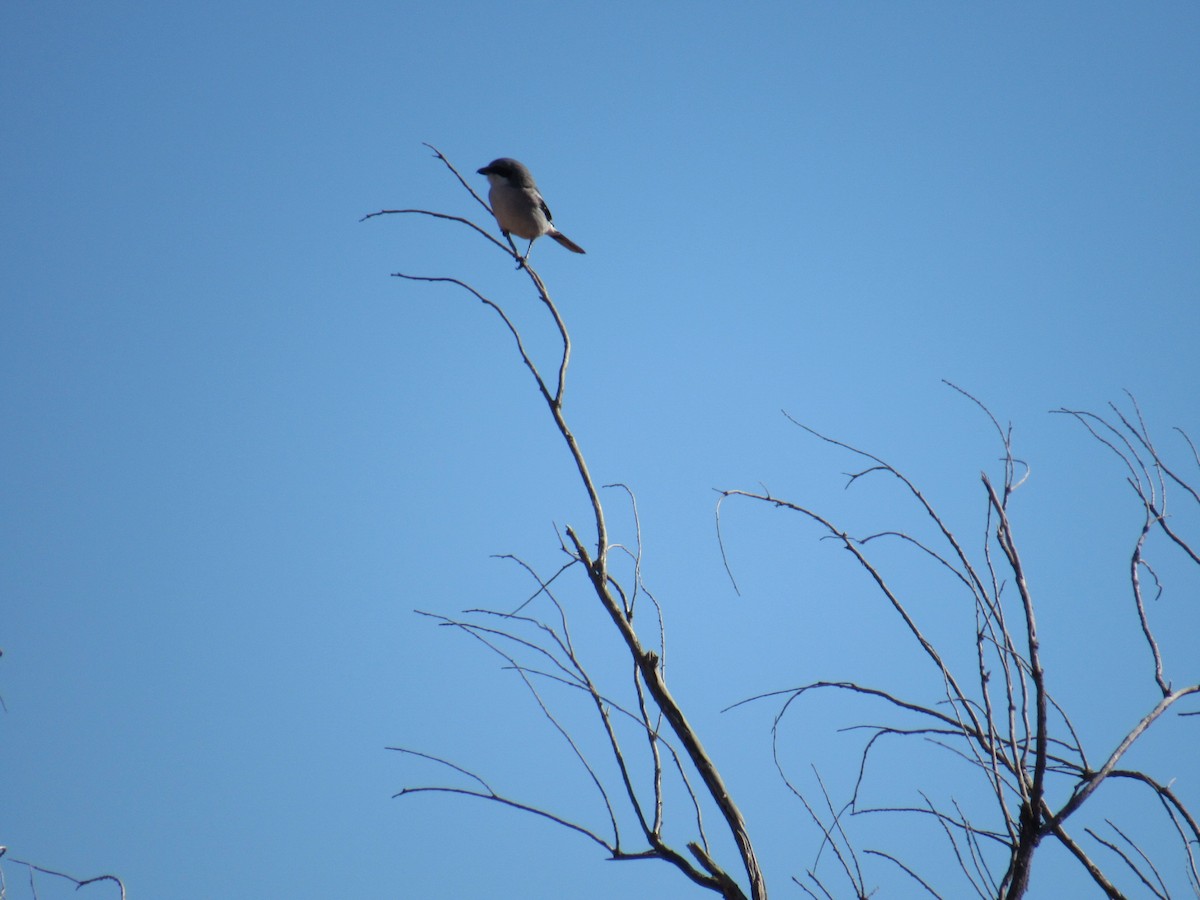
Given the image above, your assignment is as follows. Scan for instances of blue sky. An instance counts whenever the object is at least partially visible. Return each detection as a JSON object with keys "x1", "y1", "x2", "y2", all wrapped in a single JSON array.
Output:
[{"x1": 3, "y1": 2, "x2": 1199, "y2": 898}]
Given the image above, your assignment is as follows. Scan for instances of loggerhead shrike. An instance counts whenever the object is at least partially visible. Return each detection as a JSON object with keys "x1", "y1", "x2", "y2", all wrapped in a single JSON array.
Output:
[{"x1": 477, "y1": 158, "x2": 586, "y2": 261}]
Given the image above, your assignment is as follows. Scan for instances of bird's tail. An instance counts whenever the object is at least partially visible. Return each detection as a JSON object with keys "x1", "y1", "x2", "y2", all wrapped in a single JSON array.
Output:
[{"x1": 549, "y1": 230, "x2": 586, "y2": 254}]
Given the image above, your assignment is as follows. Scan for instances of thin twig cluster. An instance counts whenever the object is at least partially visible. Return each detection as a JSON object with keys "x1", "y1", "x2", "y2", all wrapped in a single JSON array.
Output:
[{"x1": 716, "y1": 385, "x2": 1199, "y2": 898}]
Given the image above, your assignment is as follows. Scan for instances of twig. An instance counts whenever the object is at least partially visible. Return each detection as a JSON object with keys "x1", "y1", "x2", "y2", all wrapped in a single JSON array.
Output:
[{"x1": 2, "y1": 854, "x2": 126, "y2": 900}]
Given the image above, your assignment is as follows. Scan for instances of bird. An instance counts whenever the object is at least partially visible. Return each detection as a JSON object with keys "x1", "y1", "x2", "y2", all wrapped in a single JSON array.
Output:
[{"x1": 477, "y1": 158, "x2": 586, "y2": 261}]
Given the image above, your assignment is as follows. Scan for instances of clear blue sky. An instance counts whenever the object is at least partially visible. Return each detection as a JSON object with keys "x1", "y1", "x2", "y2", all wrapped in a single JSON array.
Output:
[{"x1": 3, "y1": 3, "x2": 1198, "y2": 898}]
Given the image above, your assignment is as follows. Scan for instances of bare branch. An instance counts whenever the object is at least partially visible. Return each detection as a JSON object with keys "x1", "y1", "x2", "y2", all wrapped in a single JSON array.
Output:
[
  {"x1": 718, "y1": 487, "x2": 985, "y2": 742},
  {"x1": 393, "y1": 780, "x2": 616, "y2": 851},
  {"x1": 1053, "y1": 685, "x2": 1200, "y2": 828},
  {"x1": 982, "y1": 473, "x2": 1048, "y2": 900},
  {"x1": 421, "y1": 142, "x2": 493, "y2": 214},
  {"x1": 1044, "y1": 818, "x2": 1127, "y2": 899},
  {"x1": 1107, "y1": 769, "x2": 1200, "y2": 887},
  {"x1": 566, "y1": 526, "x2": 764, "y2": 899},
  {"x1": 390, "y1": 273, "x2": 555, "y2": 407},
  {"x1": 714, "y1": 490, "x2": 744, "y2": 596},
  {"x1": 2, "y1": 852, "x2": 126, "y2": 900},
  {"x1": 1130, "y1": 517, "x2": 1170, "y2": 694},
  {"x1": 864, "y1": 848, "x2": 945, "y2": 898},
  {"x1": 360, "y1": 206, "x2": 511, "y2": 252},
  {"x1": 1086, "y1": 819, "x2": 1169, "y2": 900}
]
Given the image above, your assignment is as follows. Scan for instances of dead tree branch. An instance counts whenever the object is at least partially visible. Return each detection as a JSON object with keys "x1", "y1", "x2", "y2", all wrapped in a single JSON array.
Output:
[
  {"x1": 718, "y1": 389, "x2": 1199, "y2": 897},
  {"x1": 0, "y1": 848, "x2": 126, "y2": 900},
  {"x1": 372, "y1": 147, "x2": 764, "y2": 900}
]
